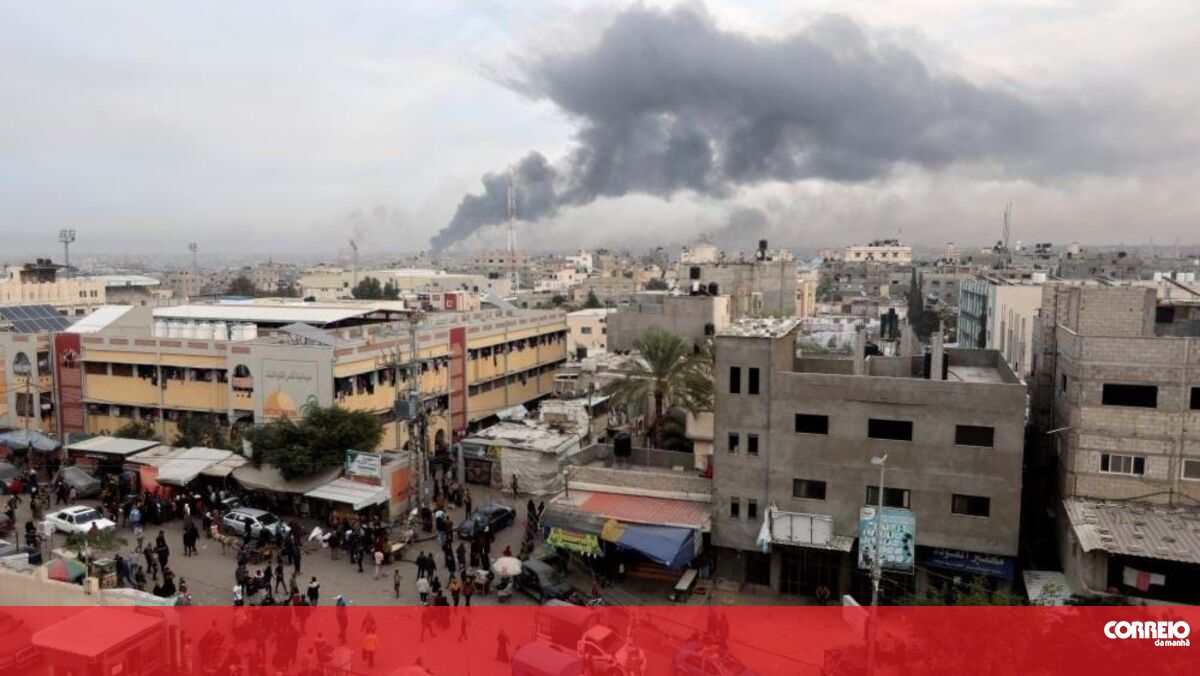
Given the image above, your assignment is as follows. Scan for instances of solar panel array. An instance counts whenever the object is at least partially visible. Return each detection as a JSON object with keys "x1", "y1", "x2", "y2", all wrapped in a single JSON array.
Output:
[{"x1": 0, "y1": 304, "x2": 74, "y2": 333}]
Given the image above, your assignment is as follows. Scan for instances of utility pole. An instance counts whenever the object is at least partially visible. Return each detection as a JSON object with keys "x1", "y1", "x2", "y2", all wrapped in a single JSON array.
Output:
[
  {"x1": 867, "y1": 453, "x2": 888, "y2": 676},
  {"x1": 59, "y1": 229, "x2": 76, "y2": 277},
  {"x1": 394, "y1": 310, "x2": 428, "y2": 515}
]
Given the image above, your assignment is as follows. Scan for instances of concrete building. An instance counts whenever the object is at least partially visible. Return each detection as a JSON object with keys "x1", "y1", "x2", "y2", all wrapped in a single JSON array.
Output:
[
  {"x1": 99, "y1": 276, "x2": 173, "y2": 306},
  {"x1": 676, "y1": 241, "x2": 797, "y2": 318},
  {"x1": 713, "y1": 319, "x2": 1025, "y2": 600},
  {"x1": 300, "y1": 268, "x2": 511, "y2": 301},
  {"x1": 607, "y1": 292, "x2": 731, "y2": 353},
  {"x1": 0, "y1": 299, "x2": 568, "y2": 454},
  {"x1": 0, "y1": 260, "x2": 106, "y2": 317},
  {"x1": 843, "y1": 239, "x2": 913, "y2": 265},
  {"x1": 795, "y1": 269, "x2": 818, "y2": 318},
  {"x1": 1030, "y1": 285, "x2": 1200, "y2": 603},
  {"x1": 958, "y1": 277, "x2": 1045, "y2": 377},
  {"x1": 572, "y1": 276, "x2": 639, "y2": 307},
  {"x1": 567, "y1": 308, "x2": 614, "y2": 357}
]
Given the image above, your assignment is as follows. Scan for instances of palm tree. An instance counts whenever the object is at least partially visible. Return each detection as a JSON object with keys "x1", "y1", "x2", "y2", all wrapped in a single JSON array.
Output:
[{"x1": 610, "y1": 330, "x2": 714, "y2": 446}]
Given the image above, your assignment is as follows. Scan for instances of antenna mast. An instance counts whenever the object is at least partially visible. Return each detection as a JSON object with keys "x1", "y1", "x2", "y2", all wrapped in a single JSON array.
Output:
[
  {"x1": 507, "y1": 166, "x2": 519, "y2": 291},
  {"x1": 1002, "y1": 203, "x2": 1013, "y2": 269},
  {"x1": 188, "y1": 242, "x2": 198, "y2": 274},
  {"x1": 350, "y1": 239, "x2": 359, "y2": 291},
  {"x1": 58, "y1": 229, "x2": 76, "y2": 278}
]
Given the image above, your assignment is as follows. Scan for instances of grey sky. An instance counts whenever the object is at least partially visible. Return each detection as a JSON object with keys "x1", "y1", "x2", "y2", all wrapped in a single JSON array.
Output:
[{"x1": 1, "y1": 1, "x2": 1197, "y2": 258}]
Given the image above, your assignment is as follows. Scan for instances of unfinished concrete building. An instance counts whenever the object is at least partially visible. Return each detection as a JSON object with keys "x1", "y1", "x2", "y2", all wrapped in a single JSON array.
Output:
[
  {"x1": 607, "y1": 292, "x2": 731, "y2": 352},
  {"x1": 1029, "y1": 284, "x2": 1200, "y2": 603},
  {"x1": 712, "y1": 319, "x2": 1025, "y2": 601}
]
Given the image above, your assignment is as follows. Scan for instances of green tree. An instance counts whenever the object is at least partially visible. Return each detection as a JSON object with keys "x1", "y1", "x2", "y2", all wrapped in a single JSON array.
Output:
[
  {"x1": 226, "y1": 275, "x2": 257, "y2": 297},
  {"x1": 584, "y1": 290, "x2": 601, "y2": 309},
  {"x1": 174, "y1": 414, "x2": 231, "y2": 450},
  {"x1": 382, "y1": 280, "x2": 401, "y2": 301},
  {"x1": 113, "y1": 420, "x2": 158, "y2": 441},
  {"x1": 551, "y1": 294, "x2": 567, "y2": 307},
  {"x1": 251, "y1": 405, "x2": 383, "y2": 479},
  {"x1": 351, "y1": 276, "x2": 384, "y2": 300},
  {"x1": 609, "y1": 329, "x2": 714, "y2": 447},
  {"x1": 644, "y1": 277, "x2": 669, "y2": 291},
  {"x1": 274, "y1": 281, "x2": 299, "y2": 297},
  {"x1": 66, "y1": 529, "x2": 128, "y2": 557}
]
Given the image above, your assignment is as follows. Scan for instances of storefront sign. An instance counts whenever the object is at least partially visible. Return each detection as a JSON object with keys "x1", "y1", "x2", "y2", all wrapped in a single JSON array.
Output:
[
  {"x1": 858, "y1": 506, "x2": 915, "y2": 573},
  {"x1": 448, "y1": 327, "x2": 467, "y2": 438},
  {"x1": 925, "y1": 547, "x2": 1015, "y2": 581},
  {"x1": 54, "y1": 333, "x2": 84, "y2": 434},
  {"x1": 345, "y1": 450, "x2": 382, "y2": 481},
  {"x1": 545, "y1": 527, "x2": 601, "y2": 556}
]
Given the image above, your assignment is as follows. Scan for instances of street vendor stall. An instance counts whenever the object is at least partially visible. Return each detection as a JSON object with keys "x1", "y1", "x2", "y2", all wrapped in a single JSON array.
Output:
[
  {"x1": 230, "y1": 464, "x2": 341, "y2": 517},
  {"x1": 304, "y1": 477, "x2": 389, "y2": 521},
  {"x1": 32, "y1": 607, "x2": 170, "y2": 676}
]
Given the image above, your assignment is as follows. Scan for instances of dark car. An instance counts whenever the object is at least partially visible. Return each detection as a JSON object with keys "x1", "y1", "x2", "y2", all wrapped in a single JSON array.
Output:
[
  {"x1": 54, "y1": 466, "x2": 102, "y2": 499},
  {"x1": 456, "y1": 504, "x2": 516, "y2": 540},
  {"x1": 673, "y1": 641, "x2": 760, "y2": 676},
  {"x1": 516, "y1": 559, "x2": 575, "y2": 603},
  {"x1": 0, "y1": 462, "x2": 19, "y2": 494}
]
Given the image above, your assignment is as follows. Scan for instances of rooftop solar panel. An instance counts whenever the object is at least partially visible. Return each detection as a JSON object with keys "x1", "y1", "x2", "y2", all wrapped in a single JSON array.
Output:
[{"x1": 0, "y1": 305, "x2": 73, "y2": 333}]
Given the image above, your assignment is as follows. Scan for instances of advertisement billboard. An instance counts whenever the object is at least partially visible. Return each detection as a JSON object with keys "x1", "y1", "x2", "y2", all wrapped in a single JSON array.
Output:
[
  {"x1": 858, "y1": 506, "x2": 915, "y2": 573},
  {"x1": 54, "y1": 333, "x2": 84, "y2": 434},
  {"x1": 448, "y1": 327, "x2": 467, "y2": 439},
  {"x1": 345, "y1": 450, "x2": 382, "y2": 481}
]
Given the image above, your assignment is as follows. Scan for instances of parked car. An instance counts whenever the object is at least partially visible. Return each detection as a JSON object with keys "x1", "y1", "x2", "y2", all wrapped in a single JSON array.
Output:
[
  {"x1": 0, "y1": 513, "x2": 11, "y2": 536},
  {"x1": 577, "y1": 625, "x2": 640, "y2": 676},
  {"x1": 0, "y1": 539, "x2": 37, "y2": 558},
  {"x1": 221, "y1": 508, "x2": 283, "y2": 538},
  {"x1": 45, "y1": 506, "x2": 117, "y2": 535},
  {"x1": 0, "y1": 611, "x2": 38, "y2": 673},
  {"x1": 456, "y1": 504, "x2": 516, "y2": 540},
  {"x1": 673, "y1": 642, "x2": 760, "y2": 676},
  {"x1": 0, "y1": 462, "x2": 20, "y2": 494},
  {"x1": 512, "y1": 640, "x2": 584, "y2": 676},
  {"x1": 516, "y1": 559, "x2": 575, "y2": 603},
  {"x1": 54, "y1": 466, "x2": 102, "y2": 499}
]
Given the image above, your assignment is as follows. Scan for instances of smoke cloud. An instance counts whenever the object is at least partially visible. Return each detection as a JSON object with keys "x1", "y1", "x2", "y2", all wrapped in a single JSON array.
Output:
[{"x1": 430, "y1": 5, "x2": 1127, "y2": 253}]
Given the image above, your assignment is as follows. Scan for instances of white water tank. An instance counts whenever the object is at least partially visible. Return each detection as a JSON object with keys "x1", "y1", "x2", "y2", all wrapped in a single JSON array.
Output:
[
  {"x1": 213, "y1": 322, "x2": 229, "y2": 341},
  {"x1": 241, "y1": 323, "x2": 258, "y2": 340},
  {"x1": 197, "y1": 321, "x2": 214, "y2": 340},
  {"x1": 153, "y1": 319, "x2": 168, "y2": 338},
  {"x1": 168, "y1": 321, "x2": 185, "y2": 338},
  {"x1": 184, "y1": 321, "x2": 198, "y2": 339}
]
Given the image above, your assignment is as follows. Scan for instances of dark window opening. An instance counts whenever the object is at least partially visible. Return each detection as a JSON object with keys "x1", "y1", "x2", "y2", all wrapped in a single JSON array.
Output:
[
  {"x1": 1060, "y1": 374, "x2": 1067, "y2": 393},
  {"x1": 1100, "y1": 453, "x2": 1145, "y2": 475},
  {"x1": 747, "y1": 499, "x2": 758, "y2": 520},
  {"x1": 868, "y1": 418, "x2": 913, "y2": 441},
  {"x1": 865, "y1": 486, "x2": 911, "y2": 509},
  {"x1": 951, "y1": 494, "x2": 990, "y2": 517},
  {"x1": 1191, "y1": 387, "x2": 1199, "y2": 410},
  {"x1": 748, "y1": 367, "x2": 760, "y2": 395},
  {"x1": 729, "y1": 366, "x2": 741, "y2": 394},
  {"x1": 747, "y1": 434, "x2": 759, "y2": 457},
  {"x1": 728, "y1": 433, "x2": 739, "y2": 454},
  {"x1": 955, "y1": 425, "x2": 995, "y2": 448},
  {"x1": 794, "y1": 414, "x2": 829, "y2": 435},
  {"x1": 729, "y1": 498, "x2": 740, "y2": 519},
  {"x1": 1101, "y1": 384, "x2": 1158, "y2": 408},
  {"x1": 792, "y1": 479, "x2": 827, "y2": 500}
]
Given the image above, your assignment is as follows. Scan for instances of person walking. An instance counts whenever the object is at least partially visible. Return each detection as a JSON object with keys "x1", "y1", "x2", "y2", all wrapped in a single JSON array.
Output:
[
  {"x1": 335, "y1": 596, "x2": 349, "y2": 643},
  {"x1": 463, "y1": 577, "x2": 475, "y2": 607},
  {"x1": 393, "y1": 569, "x2": 403, "y2": 599},
  {"x1": 496, "y1": 629, "x2": 510, "y2": 663},
  {"x1": 273, "y1": 560, "x2": 286, "y2": 594},
  {"x1": 134, "y1": 524, "x2": 145, "y2": 552},
  {"x1": 306, "y1": 576, "x2": 321, "y2": 605},
  {"x1": 416, "y1": 575, "x2": 430, "y2": 605},
  {"x1": 361, "y1": 628, "x2": 379, "y2": 668},
  {"x1": 457, "y1": 614, "x2": 470, "y2": 642},
  {"x1": 373, "y1": 548, "x2": 384, "y2": 580},
  {"x1": 448, "y1": 576, "x2": 462, "y2": 606}
]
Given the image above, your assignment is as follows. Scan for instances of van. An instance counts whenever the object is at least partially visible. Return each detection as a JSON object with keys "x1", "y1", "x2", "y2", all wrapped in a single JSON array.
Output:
[{"x1": 512, "y1": 641, "x2": 583, "y2": 676}]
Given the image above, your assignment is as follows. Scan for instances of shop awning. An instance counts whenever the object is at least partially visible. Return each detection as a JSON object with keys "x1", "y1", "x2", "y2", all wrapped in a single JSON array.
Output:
[
  {"x1": 1064, "y1": 498, "x2": 1200, "y2": 564},
  {"x1": 757, "y1": 506, "x2": 855, "y2": 553},
  {"x1": 548, "y1": 489, "x2": 710, "y2": 530},
  {"x1": 603, "y1": 521, "x2": 696, "y2": 569},
  {"x1": 32, "y1": 608, "x2": 164, "y2": 659},
  {"x1": 66, "y1": 436, "x2": 159, "y2": 458},
  {"x1": 305, "y1": 478, "x2": 388, "y2": 510},
  {"x1": 232, "y1": 464, "x2": 342, "y2": 495},
  {"x1": 157, "y1": 447, "x2": 234, "y2": 486}
]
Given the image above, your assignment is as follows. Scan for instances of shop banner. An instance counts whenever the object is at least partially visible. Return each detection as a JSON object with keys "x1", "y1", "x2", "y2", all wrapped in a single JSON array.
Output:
[
  {"x1": 53, "y1": 333, "x2": 84, "y2": 434},
  {"x1": 858, "y1": 506, "x2": 915, "y2": 573},
  {"x1": 925, "y1": 547, "x2": 1017, "y2": 581},
  {"x1": 545, "y1": 526, "x2": 601, "y2": 556}
]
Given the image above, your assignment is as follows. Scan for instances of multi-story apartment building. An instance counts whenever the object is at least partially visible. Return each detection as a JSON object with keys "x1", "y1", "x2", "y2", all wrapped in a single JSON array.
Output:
[
  {"x1": 958, "y1": 276, "x2": 1045, "y2": 378},
  {"x1": 0, "y1": 260, "x2": 107, "y2": 317},
  {"x1": 566, "y1": 308, "x2": 614, "y2": 357},
  {"x1": 843, "y1": 239, "x2": 912, "y2": 266},
  {"x1": 1030, "y1": 285, "x2": 1200, "y2": 603},
  {"x1": 1, "y1": 300, "x2": 568, "y2": 456},
  {"x1": 676, "y1": 241, "x2": 796, "y2": 318},
  {"x1": 795, "y1": 269, "x2": 818, "y2": 318},
  {"x1": 713, "y1": 319, "x2": 1025, "y2": 601},
  {"x1": 300, "y1": 269, "x2": 512, "y2": 301}
]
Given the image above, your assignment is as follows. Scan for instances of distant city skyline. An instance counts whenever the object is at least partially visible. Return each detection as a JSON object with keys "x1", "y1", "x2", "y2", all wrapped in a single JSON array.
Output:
[{"x1": 2, "y1": 1, "x2": 1198, "y2": 257}]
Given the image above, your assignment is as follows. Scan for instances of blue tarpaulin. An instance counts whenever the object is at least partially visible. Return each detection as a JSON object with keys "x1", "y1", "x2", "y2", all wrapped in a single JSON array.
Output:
[{"x1": 615, "y1": 524, "x2": 696, "y2": 569}]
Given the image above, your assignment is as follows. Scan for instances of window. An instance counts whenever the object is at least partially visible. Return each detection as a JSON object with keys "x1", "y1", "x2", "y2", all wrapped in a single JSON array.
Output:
[
  {"x1": 580, "y1": 326, "x2": 592, "y2": 335},
  {"x1": 868, "y1": 418, "x2": 913, "y2": 442},
  {"x1": 729, "y1": 367, "x2": 741, "y2": 394},
  {"x1": 1183, "y1": 459, "x2": 1200, "y2": 481},
  {"x1": 792, "y1": 479, "x2": 827, "y2": 500},
  {"x1": 1101, "y1": 384, "x2": 1158, "y2": 408},
  {"x1": 866, "y1": 486, "x2": 911, "y2": 509},
  {"x1": 748, "y1": 368, "x2": 760, "y2": 395},
  {"x1": 951, "y1": 494, "x2": 991, "y2": 517},
  {"x1": 728, "y1": 433, "x2": 739, "y2": 454},
  {"x1": 1191, "y1": 387, "x2": 1199, "y2": 410},
  {"x1": 729, "y1": 498, "x2": 740, "y2": 519},
  {"x1": 747, "y1": 499, "x2": 758, "y2": 520},
  {"x1": 1100, "y1": 453, "x2": 1145, "y2": 476},
  {"x1": 1060, "y1": 374, "x2": 1067, "y2": 393},
  {"x1": 795, "y1": 414, "x2": 829, "y2": 435},
  {"x1": 955, "y1": 425, "x2": 995, "y2": 448},
  {"x1": 747, "y1": 434, "x2": 759, "y2": 457}
]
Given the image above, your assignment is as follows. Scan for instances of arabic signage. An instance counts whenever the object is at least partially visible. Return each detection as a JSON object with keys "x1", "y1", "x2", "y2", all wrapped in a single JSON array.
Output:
[
  {"x1": 345, "y1": 450, "x2": 382, "y2": 481},
  {"x1": 545, "y1": 526, "x2": 601, "y2": 556},
  {"x1": 55, "y1": 333, "x2": 85, "y2": 434},
  {"x1": 924, "y1": 547, "x2": 1015, "y2": 581},
  {"x1": 261, "y1": 359, "x2": 320, "y2": 419},
  {"x1": 448, "y1": 327, "x2": 467, "y2": 438},
  {"x1": 858, "y1": 506, "x2": 915, "y2": 573}
]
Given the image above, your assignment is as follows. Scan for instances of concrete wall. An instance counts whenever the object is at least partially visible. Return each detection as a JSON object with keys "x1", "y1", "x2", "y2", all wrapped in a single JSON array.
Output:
[
  {"x1": 679, "y1": 260, "x2": 797, "y2": 318},
  {"x1": 608, "y1": 294, "x2": 729, "y2": 352}
]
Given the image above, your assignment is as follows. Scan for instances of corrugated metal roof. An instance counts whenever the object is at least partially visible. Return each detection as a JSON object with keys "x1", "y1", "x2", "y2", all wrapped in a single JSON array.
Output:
[
  {"x1": 154, "y1": 304, "x2": 378, "y2": 325},
  {"x1": 156, "y1": 448, "x2": 236, "y2": 485},
  {"x1": 305, "y1": 478, "x2": 388, "y2": 510},
  {"x1": 67, "y1": 305, "x2": 136, "y2": 333},
  {"x1": 125, "y1": 446, "x2": 184, "y2": 467},
  {"x1": 67, "y1": 436, "x2": 161, "y2": 457},
  {"x1": 32, "y1": 608, "x2": 163, "y2": 658},
  {"x1": 232, "y1": 464, "x2": 341, "y2": 494},
  {"x1": 555, "y1": 490, "x2": 709, "y2": 530},
  {"x1": 1064, "y1": 498, "x2": 1200, "y2": 564}
]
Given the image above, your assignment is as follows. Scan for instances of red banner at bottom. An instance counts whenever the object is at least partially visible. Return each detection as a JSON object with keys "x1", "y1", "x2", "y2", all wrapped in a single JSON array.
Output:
[{"x1": 1, "y1": 605, "x2": 1194, "y2": 675}]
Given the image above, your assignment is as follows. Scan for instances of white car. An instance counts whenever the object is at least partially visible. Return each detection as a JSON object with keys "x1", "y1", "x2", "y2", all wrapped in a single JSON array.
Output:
[{"x1": 45, "y1": 506, "x2": 117, "y2": 535}]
